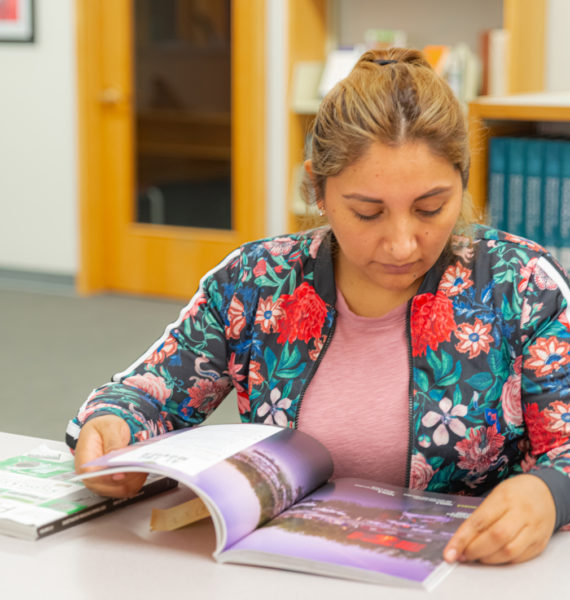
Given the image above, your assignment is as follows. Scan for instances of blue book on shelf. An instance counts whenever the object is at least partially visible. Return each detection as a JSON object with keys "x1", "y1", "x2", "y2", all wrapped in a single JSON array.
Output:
[
  {"x1": 559, "y1": 140, "x2": 570, "y2": 272},
  {"x1": 488, "y1": 137, "x2": 507, "y2": 231},
  {"x1": 506, "y1": 138, "x2": 526, "y2": 237},
  {"x1": 543, "y1": 140, "x2": 562, "y2": 259},
  {"x1": 524, "y1": 138, "x2": 544, "y2": 246}
]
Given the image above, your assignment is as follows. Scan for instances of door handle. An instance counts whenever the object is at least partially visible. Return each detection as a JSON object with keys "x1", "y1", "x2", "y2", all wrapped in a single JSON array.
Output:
[{"x1": 99, "y1": 86, "x2": 126, "y2": 106}]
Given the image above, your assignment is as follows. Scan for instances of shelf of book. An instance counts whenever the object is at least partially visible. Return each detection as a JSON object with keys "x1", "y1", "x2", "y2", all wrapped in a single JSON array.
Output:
[{"x1": 468, "y1": 93, "x2": 570, "y2": 221}]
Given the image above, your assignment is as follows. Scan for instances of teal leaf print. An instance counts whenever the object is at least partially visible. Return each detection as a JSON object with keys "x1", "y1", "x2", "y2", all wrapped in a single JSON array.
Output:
[
  {"x1": 438, "y1": 361, "x2": 462, "y2": 387},
  {"x1": 466, "y1": 372, "x2": 493, "y2": 391},
  {"x1": 414, "y1": 368, "x2": 429, "y2": 392}
]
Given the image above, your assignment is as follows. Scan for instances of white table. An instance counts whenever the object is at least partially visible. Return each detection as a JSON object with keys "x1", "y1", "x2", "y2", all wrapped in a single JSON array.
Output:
[{"x1": 1, "y1": 432, "x2": 568, "y2": 599}]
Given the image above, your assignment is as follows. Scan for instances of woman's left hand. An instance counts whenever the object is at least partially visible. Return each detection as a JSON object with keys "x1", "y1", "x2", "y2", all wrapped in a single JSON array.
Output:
[{"x1": 443, "y1": 474, "x2": 556, "y2": 564}]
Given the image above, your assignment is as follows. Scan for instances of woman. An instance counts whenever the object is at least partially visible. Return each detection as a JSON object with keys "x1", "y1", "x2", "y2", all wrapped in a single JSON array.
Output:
[{"x1": 69, "y1": 48, "x2": 570, "y2": 565}]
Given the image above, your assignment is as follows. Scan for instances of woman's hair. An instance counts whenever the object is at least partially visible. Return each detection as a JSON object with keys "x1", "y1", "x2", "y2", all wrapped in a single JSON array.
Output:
[{"x1": 301, "y1": 47, "x2": 475, "y2": 233}]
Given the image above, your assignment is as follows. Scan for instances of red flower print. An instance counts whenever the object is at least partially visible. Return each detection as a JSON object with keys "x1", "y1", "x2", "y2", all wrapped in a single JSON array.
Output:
[
  {"x1": 123, "y1": 372, "x2": 172, "y2": 404},
  {"x1": 439, "y1": 261, "x2": 473, "y2": 297},
  {"x1": 145, "y1": 335, "x2": 178, "y2": 366},
  {"x1": 255, "y1": 296, "x2": 284, "y2": 333},
  {"x1": 410, "y1": 292, "x2": 457, "y2": 357},
  {"x1": 454, "y1": 318, "x2": 493, "y2": 359},
  {"x1": 309, "y1": 228, "x2": 327, "y2": 258},
  {"x1": 263, "y1": 237, "x2": 296, "y2": 256},
  {"x1": 409, "y1": 452, "x2": 434, "y2": 490},
  {"x1": 559, "y1": 310, "x2": 570, "y2": 333},
  {"x1": 237, "y1": 390, "x2": 251, "y2": 415},
  {"x1": 524, "y1": 402, "x2": 557, "y2": 455},
  {"x1": 227, "y1": 353, "x2": 246, "y2": 386},
  {"x1": 253, "y1": 259, "x2": 267, "y2": 278},
  {"x1": 186, "y1": 378, "x2": 222, "y2": 413},
  {"x1": 524, "y1": 336, "x2": 570, "y2": 378},
  {"x1": 182, "y1": 292, "x2": 207, "y2": 320},
  {"x1": 518, "y1": 258, "x2": 538, "y2": 294},
  {"x1": 248, "y1": 360, "x2": 264, "y2": 394},
  {"x1": 543, "y1": 400, "x2": 570, "y2": 437},
  {"x1": 275, "y1": 282, "x2": 327, "y2": 344},
  {"x1": 534, "y1": 264, "x2": 558, "y2": 290},
  {"x1": 225, "y1": 294, "x2": 246, "y2": 339},
  {"x1": 455, "y1": 425, "x2": 504, "y2": 474},
  {"x1": 504, "y1": 232, "x2": 544, "y2": 253},
  {"x1": 309, "y1": 335, "x2": 326, "y2": 361},
  {"x1": 501, "y1": 356, "x2": 522, "y2": 426}
]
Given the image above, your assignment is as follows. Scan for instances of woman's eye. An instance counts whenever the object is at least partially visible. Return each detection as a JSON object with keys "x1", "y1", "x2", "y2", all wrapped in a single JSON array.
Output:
[
  {"x1": 417, "y1": 206, "x2": 443, "y2": 217},
  {"x1": 354, "y1": 211, "x2": 382, "y2": 221}
]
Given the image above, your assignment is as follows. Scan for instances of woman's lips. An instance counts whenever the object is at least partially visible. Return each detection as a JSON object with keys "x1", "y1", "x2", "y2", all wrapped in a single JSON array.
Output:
[{"x1": 380, "y1": 261, "x2": 419, "y2": 274}]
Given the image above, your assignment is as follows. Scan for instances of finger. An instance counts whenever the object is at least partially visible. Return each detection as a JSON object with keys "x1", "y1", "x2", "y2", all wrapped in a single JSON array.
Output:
[
  {"x1": 81, "y1": 472, "x2": 148, "y2": 498},
  {"x1": 459, "y1": 512, "x2": 526, "y2": 563},
  {"x1": 479, "y1": 526, "x2": 551, "y2": 565},
  {"x1": 477, "y1": 526, "x2": 531, "y2": 565},
  {"x1": 443, "y1": 499, "x2": 507, "y2": 562}
]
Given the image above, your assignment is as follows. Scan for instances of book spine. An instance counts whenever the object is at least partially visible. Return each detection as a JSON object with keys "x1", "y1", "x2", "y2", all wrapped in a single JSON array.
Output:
[
  {"x1": 559, "y1": 140, "x2": 570, "y2": 272},
  {"x1": 524, "y1": 138, "x2": 544, "y2": 245},
  {"x1": 35, "y1": 477, "x2": 178, "y2": 539},
  {"x1": 543, "y1": 140, "x2": 562, "y2": 260},
  {"x1": 488, "y1": 137, "x2": 507, "y2": 231},
  {"x1": 506, "y1": 138, "x2": 525, "y2": 237}
]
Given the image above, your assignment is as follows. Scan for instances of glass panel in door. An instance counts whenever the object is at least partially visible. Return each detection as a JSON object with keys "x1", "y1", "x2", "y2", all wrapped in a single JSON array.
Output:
[{"x1": 133, "y1": 0, "x2": 232, "y2": 229}]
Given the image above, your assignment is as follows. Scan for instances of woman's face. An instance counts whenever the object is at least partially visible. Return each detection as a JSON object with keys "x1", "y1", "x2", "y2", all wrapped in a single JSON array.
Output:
[{"x1": 308, "y1": 140, "x2": 463, "y2": 298}]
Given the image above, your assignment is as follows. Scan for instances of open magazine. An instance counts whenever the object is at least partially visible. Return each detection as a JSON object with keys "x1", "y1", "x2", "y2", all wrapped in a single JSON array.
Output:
[{"x1": 79, "y1": 423, "x2": 482, "y2": 591}]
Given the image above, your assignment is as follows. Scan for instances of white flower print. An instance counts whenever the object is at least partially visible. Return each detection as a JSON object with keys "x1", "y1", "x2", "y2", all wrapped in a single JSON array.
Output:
[
  {"x1": 257, "y1": 388, "x2": 292, "y2": 427},
  {"x1": 421, "y1": 397, "x2": 467, "y2": 446}
]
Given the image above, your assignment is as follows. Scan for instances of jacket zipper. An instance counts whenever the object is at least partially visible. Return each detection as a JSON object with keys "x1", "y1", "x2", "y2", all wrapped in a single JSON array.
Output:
[
  {"x1": 404, "y1": 298, "x2": 414, "y2": 487},
  {"x1": 294, "y1": 306, "x2": 337, "y2": 429}
]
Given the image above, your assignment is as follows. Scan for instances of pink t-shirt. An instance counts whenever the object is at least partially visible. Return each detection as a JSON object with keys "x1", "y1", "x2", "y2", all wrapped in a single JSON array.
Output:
[{"x1": 297, "y1": 289, "x2": 410, "y2": 485}]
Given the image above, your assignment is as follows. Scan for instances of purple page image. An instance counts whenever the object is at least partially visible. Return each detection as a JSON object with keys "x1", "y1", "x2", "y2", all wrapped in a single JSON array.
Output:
[
  {"x1": 226, "y1": 478, "x2": 481, "y2": 584},
  {"x1": 184, "y1": 428, "x2": 333, "y2": 549}
]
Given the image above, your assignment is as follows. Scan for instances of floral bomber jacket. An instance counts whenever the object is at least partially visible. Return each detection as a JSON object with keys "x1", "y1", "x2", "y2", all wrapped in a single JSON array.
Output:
[{"x1": 67, "y1": 226, "x2": 570, "y2": 528}]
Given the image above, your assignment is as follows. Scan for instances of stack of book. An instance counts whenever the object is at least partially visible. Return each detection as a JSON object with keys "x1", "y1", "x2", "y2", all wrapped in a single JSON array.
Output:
[{"x1": 487, "y1": 136, "x2": 570, "y2": 270}]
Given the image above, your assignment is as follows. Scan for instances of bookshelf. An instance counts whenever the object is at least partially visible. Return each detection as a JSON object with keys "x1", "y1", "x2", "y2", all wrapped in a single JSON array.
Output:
[
  {"x1": 286, "y1": 0, "x2": 547, "y2": 232},
  {"x1": 468, "y1": 92, "x2": 570, "y2": 220}
]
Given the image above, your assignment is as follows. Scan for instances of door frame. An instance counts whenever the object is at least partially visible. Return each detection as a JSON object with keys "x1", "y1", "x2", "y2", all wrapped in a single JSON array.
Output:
[{"x1": 75, "y1": 0, "x2": 267, "y2": 298}]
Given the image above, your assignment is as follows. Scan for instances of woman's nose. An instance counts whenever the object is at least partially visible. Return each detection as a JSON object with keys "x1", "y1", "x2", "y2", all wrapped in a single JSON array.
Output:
[{"x1": 383, "y1": 224, "x2": 418, "y2": 261}]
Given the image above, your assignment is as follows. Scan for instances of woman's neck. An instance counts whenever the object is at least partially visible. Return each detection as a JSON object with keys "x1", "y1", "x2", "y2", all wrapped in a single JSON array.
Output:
[{"x1": 335, "y1": 261, "x2": 422, "y2": 318}]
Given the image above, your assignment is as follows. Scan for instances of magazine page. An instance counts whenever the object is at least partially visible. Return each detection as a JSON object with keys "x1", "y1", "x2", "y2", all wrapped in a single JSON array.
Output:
[
  {"x1": 81, "y1": 424, "x2": 333, "y2": 552},
  {"x1": 219, "y1": 478, "x2": 482, "y2": 590}
]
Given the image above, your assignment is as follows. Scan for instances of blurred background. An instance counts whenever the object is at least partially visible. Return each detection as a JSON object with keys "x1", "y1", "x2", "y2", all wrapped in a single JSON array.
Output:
[{"x1": 1, "y1": 0, "x2": 569, "y2": 440}]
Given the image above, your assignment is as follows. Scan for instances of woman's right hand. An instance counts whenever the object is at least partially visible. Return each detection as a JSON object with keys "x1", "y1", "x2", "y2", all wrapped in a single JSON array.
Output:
[{"x1": 74, "y1": 414, "x2": 148, "y2": 498}]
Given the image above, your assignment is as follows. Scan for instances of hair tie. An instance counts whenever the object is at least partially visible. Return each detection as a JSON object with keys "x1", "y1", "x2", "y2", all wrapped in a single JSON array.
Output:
[{"x1": 374, "y1": 59, "x2": 398, "y2": 66}]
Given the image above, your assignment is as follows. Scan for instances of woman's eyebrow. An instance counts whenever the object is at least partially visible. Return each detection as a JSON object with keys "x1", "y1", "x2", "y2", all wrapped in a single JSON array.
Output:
[{"x1": 342, "y1": 186, "x2": 453, "y2": 204}]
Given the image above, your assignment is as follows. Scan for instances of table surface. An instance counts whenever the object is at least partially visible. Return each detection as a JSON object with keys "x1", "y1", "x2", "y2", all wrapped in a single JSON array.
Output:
[{"x1": 1, "y1": 432, "x2": 568, "y2": 600}]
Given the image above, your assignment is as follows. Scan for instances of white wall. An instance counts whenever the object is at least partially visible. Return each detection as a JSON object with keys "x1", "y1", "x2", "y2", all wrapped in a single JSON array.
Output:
[
  {"x1": 546, "y1": 0, "x2": 570, "y2": 91},
  {"x1": 0, "y1": 0, "x2": 77, "y2": 275},
  {"x1": 336, "y1": 0, "x2": 503, "y2": 53}
]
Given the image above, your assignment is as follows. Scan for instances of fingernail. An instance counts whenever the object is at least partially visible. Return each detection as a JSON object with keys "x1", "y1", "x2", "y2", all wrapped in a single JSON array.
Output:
[
  {"x1": 111, "y1": 473, "x2": 126, "y2": 481},
  {"x1": 445, "y1": 548, "x2": 458, "y2": 562}
]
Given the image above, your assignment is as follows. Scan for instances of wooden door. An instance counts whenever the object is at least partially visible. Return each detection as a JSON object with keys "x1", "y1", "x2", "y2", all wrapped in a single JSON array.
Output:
[{"x1": 76, "y1": 0, "x2": 266, "y2": 299}]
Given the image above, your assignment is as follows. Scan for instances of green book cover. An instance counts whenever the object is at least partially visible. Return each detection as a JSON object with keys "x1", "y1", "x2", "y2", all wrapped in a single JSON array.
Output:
[
  {"x1": 543, "y1": 140, "x2": 562, "y2": 255},
  {"x1": 524, "y1": 138, "x2": 544, "y2": 246},
  {"x1": 0, "y1": 444, "x2": 177, "y2": 540},
  {"x1": 506, "y1": 138, "x2": 525, "y2": 237},
  {"x1": 488, "y1": 137, "x2": 508, "y2": 231}
]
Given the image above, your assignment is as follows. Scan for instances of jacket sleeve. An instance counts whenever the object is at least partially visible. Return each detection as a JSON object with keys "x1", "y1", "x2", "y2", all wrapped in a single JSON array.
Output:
[
  {"x1": 65, "y1": 248, "x2": 244, "y2": 450},
  {"x1": 520, "y1": 255, "x2": 570, "y2": 530}
]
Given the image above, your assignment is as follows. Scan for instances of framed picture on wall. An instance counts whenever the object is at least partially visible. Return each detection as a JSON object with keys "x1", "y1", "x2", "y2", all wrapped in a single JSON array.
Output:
[{"x1": 0, "y1": 0, "x2": 35, "y2": 43}]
